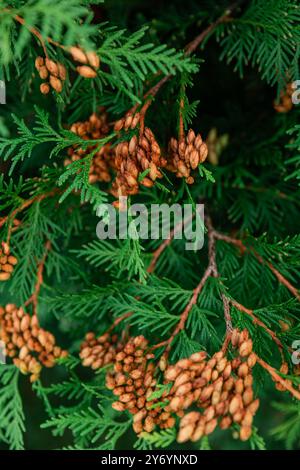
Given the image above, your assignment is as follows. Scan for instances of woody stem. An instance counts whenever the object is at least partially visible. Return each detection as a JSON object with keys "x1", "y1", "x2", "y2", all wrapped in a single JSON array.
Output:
[
  {"x1": 255, "y1": 355, "x2": 300, "y2": 400},
  {"x1": 213, "y1": 231, "x2": 300, "y2": 301},
  {"x1": 25, "y1": 240, "x2": 51, "y2": 315}
]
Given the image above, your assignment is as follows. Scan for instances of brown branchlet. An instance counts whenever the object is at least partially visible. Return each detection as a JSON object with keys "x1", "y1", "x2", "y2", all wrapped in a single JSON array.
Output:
[
  {"x1": 0, "y1": 242, "x2": 17, "y2": 282},
  {"x1": 80, "y1": 332, "x2": 122, "y2": 370},
  {"x1": 273, "y1": 83, "x2": 294, "y2": 113},
  {"x1": 35, "y1": 56, "x2": 66, "y2": 94},
  {"x1": 65, "y1": 111, "x2": 115, "y2": 184},
  {"x1": 0, "y1": 304, "x2": 68, "y2": 382},
  {"x1": 167, "y1": 129, "x2": 208, "y2": 184}
]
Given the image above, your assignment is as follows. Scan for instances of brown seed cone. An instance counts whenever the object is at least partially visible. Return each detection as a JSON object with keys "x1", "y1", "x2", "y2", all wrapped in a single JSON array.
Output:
[
  {"x1": 86, "y1": 51, "x2": 100, "y2": 69},
  {"x1": 45, "y1": 59, "x2": 59, "y2": 77},
  {"x1": 66, "y1": 110, "x2": 114, "y2": 185},
  {"x1": 39, "y1": 66, "x2": 49, "y2": 80},
  {"x1": 0, "y1": 243, "x2": 17, "y2": 280},
  {"x1": 40, "y1": 83, "x2": 50, "y2": 95},
  {"x1": 77, "y1": 65, "x2": 97, "y2": 78},
  {"x1": 274, "y1": 83, "x2": 294, "y2": 113},
  {"x1": 35, "y1": 56, "x2": 45, "y2": 70},
  {"x1": 58, "y1": 63, "x2": 67, "y2": 81},
  {"x1": 50, "y1": 76, "x2": 63, "y2": 93},
  {"x1": 80, "y1": 332, "x2": 121, "y2": 370},
  {"x1": 111, "y1": 126, "x2": 166, "y2": 200},
  {"x1": 69, "y1": 46, "x2": 88, "y2": 64},
  {"x1": 240, "y1": 425, "x2": 252, "y2": 441},
  {"x1": 0, "y1": 272, "x2": 10, "y2": 281},
  {"x1": 167, "y1": 129, "x2": 208, "y2": 183},
  {"x1": 239, "y1": 339, "x2": 253, "y2": 357}
]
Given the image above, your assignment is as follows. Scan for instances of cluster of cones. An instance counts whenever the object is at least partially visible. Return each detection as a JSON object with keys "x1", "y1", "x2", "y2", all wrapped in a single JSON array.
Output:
[
  {"x1": 35, "y1": 47, "x2": 99, "y2": 95},
  {"x1": 65, "y1": 111, "x2": 115, "y2": 184},
  {"x1": 170, "y1": 329, "x2": 258, "y2": 442},
  {"x1": 69, "y1": 46, "x2": 100, "y2": 78},
  {"x1": 79, "y1": 329, "x2": 260, "y2": 442},
  {"x1": 80, "y1": 331, "x2": 122, "y2": 370},
  {"x1": 112, "y1": 114, "x2": 167, "y2": 201},
  {"x1": 35, "y1": 56, "x2": 67, "y2": 94},
  {"x1": 168, "y1": 129, "x2": 208, "y2": 184},
  {"x1": 0, "y1": 304, "x2": 67, "y2": 382},
  {"x1": 105, "y1": 336, "x2": 175, "y2": 434},
  {"x1": 0, "y1": 242, "x2": 17, "y2": 282},
  {"x1": 65, "y1": 108, "x2": 210, "y2": 205},
  {"x1": 273, "y1": 83, "x2": 294, "y2": 113}
]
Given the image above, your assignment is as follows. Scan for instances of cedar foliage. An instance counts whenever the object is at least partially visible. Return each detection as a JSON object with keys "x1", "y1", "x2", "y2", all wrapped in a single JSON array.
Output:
[{"x1": 0, "y1": 0, "x2": 300, "y2": 451}]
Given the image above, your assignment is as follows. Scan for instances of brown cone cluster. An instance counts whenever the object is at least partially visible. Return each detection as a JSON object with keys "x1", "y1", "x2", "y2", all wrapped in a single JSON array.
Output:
[
  {"x1": 167, "y1": 129, "x2": 208, "y2": 184},
  {"x1": 80, "y1": 330, "x2": 259, "y2": 441},
  {"x1": 69, "y1": 46, "x2": 100, "y2": 79},
  {"x1": 0, "y1": 304, "x2": 67, "y2": 382},
  {"x1": 0, "y1": 242, "x2": 18, "y2": 282},
  {"x1": 80, "y1": 331, "x2": 122, "y2": 370},
  {"x1": 112, "y1": 114, "x2": 167, "y2": 200},
  {"x1": 105, "y1": 336, "x2": 175, "y2": 434},
  {"x1": 273, "y1": 83, "x2": 294, "y2": 113},
  {"x1": 113, "y1": 113, "x2": 141, "y2": 133},
  {"x1": 65, "y1": 111, "x2": 115, "y2": 184},
  {"x1": 65, "y1": 110, "x2": 211, "y2": 205},
  {"x1": 173, "y1": 329, "x2": 259, "y2": 443},
  {"x1": 35, "y1": 56, "x2": 66, "y2": 94}
]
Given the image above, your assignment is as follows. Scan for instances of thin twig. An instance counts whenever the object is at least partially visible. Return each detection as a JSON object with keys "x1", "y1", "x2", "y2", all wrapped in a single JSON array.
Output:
[
  {"x1": 256, "y1": 355, "x2": 300, "y2": 400},
  {"x1": 1, "y1": 190, "x2": 59, "y2": 245},
  {"x1": 107, "y1": 312, "x2": 132, "y2": 334},
  {"x1": 131, "y1": 2, "x2": 241, "y2": 121},
  {"x1": 178, "y1": 98, "x2": 185, "y2": 141},
  {"x1": 25, "y1": 240, "x2": 51, "y2": 314},
  {"x1": 8, "y1": 12, "x2": 66, "y2": 56},
  {"x1": 206, "y1": 215, "x2": 233, "y2": 332},
  {"x1": 231, "y1": 299, "x2": 286, "y2": 352},
  {"x1": 213, "y1": 231, "x2": 300, "y2": 301},
  {"x1": 147, "y1": 214, "x2": 193, "y2": 274},
  {"x1": 163, "y1": 264, "x2": 213, "y2": 355}
]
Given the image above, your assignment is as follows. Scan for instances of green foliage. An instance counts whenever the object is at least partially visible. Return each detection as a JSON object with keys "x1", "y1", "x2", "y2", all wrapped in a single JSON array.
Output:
[
  {"x1": 286, "y1": 125, "x2": 300, "y2": 184},
  {"x1": 0, "y1": 0, "x2": 299, "y2": 453},
  {"x1": 42, "y1": 405, "x2": 131, "y2": 450},
  {"x1": 218, "y1": 0, "x2": 300, "y2": 89},
  {"x1": 271, "y1": 402, "x2": 300, "y2": 449},
  {"x1": 0, "y1": 0, "x2": 96, "y2": 65},
  {"x1": 0, "y1": 106, "x2": 111, "y2": 172},
  {"x1": 98, "y1": 26, "x2": 197, "y2": 102},
  {"x1": 135, "y1": 428, "x2": 176, "y2": 450},
  {"x1": 0, "y1": 366, "x2": 25, "y2": 450},
  {"x1": 6, "y1": 199, "x2": 65, "y2": 302},
  {"x1": 76, "y1": 238, "x2": 147, "y2": 283}
]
